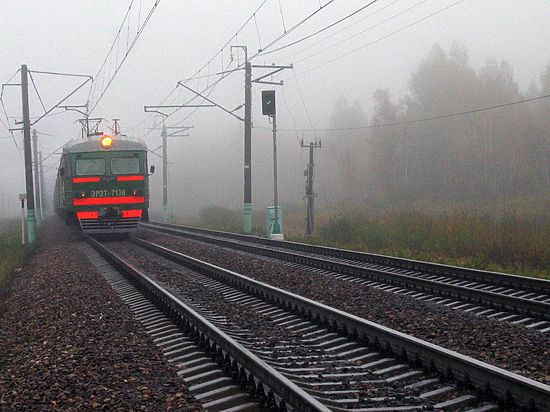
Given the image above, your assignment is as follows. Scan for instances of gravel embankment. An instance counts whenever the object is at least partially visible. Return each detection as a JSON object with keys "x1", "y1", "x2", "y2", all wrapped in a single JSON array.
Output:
[
  {"x1": 0, "y1": 218, "x2": 203, "y2": 411},
  {"x1": 136, "y1": 229, "x2": 550, "y2": 385},
  {"x1": 108, "y1": 242, "x2": 452, "y2": 408}
]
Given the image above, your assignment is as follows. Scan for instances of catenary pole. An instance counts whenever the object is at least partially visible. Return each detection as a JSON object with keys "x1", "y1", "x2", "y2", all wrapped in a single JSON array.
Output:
[
  {"x1": 243, "y1": 47, "x2": 253, "y2": 234},
  {"x1": 21, "y1": 65, "x2": 36, "y2": 243},
  {"x1": 32, "y1": 129, "x2": 41, "y2": 225},
  {"x1": 39, "y1": 150, "x2": 46, "y2": 218},
  {"x1": 162, "y1": 119, "x2": 168, "y2": 223}
]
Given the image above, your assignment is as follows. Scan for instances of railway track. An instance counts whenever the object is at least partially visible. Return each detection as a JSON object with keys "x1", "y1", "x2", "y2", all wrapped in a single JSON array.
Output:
[
  {"x1": 86, "y1": 235, "x2": 550, "y2": 411},
  {"x1": 141, "y1": 222, "x2": 550, "y2": 331}
]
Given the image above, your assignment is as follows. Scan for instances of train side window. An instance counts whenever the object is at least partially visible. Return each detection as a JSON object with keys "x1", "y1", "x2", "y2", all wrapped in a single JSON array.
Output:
[
  {"x1": 76, "y1": 158, "x2": 105, "y2": 175},
  {"x1": 111, "y1": 157, "x2": 140, "y2": 174}
]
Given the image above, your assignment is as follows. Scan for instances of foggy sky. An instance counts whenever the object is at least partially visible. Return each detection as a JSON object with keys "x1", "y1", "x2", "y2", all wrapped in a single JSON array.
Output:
[{"x1": 1, "y1": 0, "x2": 549, "y2": 218}]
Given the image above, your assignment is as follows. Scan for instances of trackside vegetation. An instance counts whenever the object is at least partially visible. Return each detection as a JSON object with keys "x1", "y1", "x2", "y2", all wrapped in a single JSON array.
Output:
[
  {"x1": 314, "y1": 209, "x2": 550, "y2": 280},
  {"x1": 194, "y1": 205, "x2": 550, "y2": 280},
  {"x1": 0, "y1": 221, "x2": 27, "y2": 293}
]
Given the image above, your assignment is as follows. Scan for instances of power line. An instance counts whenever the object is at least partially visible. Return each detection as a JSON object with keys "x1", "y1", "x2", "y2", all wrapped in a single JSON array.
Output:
[
  {"x1": 279, "y1": 0, "x2": 403, "y2": 61},
  {"x1": 295, "y1": 0, "x2": 466, "y2": 77},
  {"x1": 292, "y1": 69, "x2": 317, "y2": 139},
  {"x1": 185, "y1": 0, "x2": 271, "y2": 83},
  {"x1": 134, "y1": 0, "x2": 273, "y2": 138},
  {"x1": 28, "y1": 71, "x2": 47, "y2": 113},
  {"x1": 260, "y1": 93, "x2": 550, "y2": 133},
  {"x1": 257, "y1": 0, "x2": 378, "y2": 57},
  {"x1": 89, "y1": 0, "x2": 162, "y2": 114},
  {"x1": 250, "y1": 0, "x2": 338, "y2": 58}
]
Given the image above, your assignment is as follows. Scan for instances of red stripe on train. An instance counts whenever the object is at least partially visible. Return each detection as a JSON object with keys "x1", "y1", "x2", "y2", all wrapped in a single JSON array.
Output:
[
  {"x1": 73, "y1": 196, "x2": 145, "y2": 206},
  {"x1": 117, "y1": 175, "x2": 144, "y2": 181},
  {"x1": 77, "y1": 211, "x2": 99, "y2": 219},
  {"x1": 73, "y1": 177, "x2": 101, "y2": 183},
  {"x1": 121, "y1": 209, "x2": 143, "y2": 218}
]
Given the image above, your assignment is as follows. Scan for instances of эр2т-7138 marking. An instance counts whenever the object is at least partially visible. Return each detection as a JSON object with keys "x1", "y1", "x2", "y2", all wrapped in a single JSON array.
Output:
[{"x1": 54, "y1": 134, "x2": 152, "y2": 234}]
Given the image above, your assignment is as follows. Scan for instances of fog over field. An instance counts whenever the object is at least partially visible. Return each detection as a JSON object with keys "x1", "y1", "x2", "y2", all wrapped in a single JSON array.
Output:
[{"x1": 1, "y1": 0, "x2": 549, "y2": 219}]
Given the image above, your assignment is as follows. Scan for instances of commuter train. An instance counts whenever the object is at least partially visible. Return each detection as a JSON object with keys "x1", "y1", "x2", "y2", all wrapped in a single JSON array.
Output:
[{"x1": 54, "y1": 135, "x2": 151, "y2": 233}]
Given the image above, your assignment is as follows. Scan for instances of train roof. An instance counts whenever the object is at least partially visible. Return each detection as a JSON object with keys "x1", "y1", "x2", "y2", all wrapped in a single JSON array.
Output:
[{"x1": 62, "y1": 137, "x2": 147, "y2": 154}]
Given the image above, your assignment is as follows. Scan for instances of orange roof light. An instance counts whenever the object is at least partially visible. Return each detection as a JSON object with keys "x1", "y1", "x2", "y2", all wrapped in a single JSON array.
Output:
[{"x1": 100, "y1": 135, "x2": 113, "y2": 148}]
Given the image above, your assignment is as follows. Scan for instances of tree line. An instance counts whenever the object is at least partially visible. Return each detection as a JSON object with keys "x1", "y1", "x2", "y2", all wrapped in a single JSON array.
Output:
[{"x1": 318, "y1": 44, "x2": 550, "y2": 207}]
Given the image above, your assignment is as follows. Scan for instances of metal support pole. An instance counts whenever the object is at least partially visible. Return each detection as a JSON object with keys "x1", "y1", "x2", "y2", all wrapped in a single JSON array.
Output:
[
  {"x1": 20, "y1": 197, "x2": 25, "y2": 245},
  {"x1": 32, "y1": 129, "x2": 41, "y2": 226},
  {"x1": 162, "y1": 119, "x2": 168, "y2": 223},
  {"x1": 270, "y1": 114, "x2": 283, "y2": 239},
  {"x1": 39, "y1": 151, "x2": 46, "y2": 218},
  {"x1": 243, "y1": 49, "x2": 253, "y2": 234},
  {"x1": 306, "y1": 145, "x2": 314, "y2": 235},
  {"x1": 301, "y1": 140, "x2": 321, "y2": 236},
  {"x1": 21, "y1": 65, "x2": 36, "y2": 243}
]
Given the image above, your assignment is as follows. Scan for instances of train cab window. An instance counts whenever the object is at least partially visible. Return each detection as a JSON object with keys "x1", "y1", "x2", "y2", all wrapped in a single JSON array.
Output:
[
  {"x1": 111, "y1": 157, "x2": 140, "y2": 174},
  {"x1": 76, "y1": 158, "x2": 105, "y2": 175}
]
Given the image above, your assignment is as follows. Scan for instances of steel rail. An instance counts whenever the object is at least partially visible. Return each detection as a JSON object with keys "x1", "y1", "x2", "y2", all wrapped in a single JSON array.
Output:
[
  {"x1": 144, "y1": 222, "x2": 550, "y2": 294},
  {"x1": 131, "y1": 236, "x2": 550, "y2": 411},
  {"x1": 141, "y1": 222, "x2": 550, "y2": 320},
  {"x1": 86, "y1": 236, "x2": 330, "y2": 412}
]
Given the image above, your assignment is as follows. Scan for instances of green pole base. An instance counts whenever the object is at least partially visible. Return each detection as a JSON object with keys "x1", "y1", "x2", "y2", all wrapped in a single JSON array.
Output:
[
  {"x1": 243, "y1": 203, "x2": 252, "y2": 234},
  {"x1": 35, "y1": 208, "x2": 41, "y2": 227},
  {"x1": 162, "y1": 205, "x2": 169, "y2": 223},
  {"x1": 27, "y1": 209, "x2": 37, "y2": 244}
]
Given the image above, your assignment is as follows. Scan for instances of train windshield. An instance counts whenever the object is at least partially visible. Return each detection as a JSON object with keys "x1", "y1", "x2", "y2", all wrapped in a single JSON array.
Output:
[
  {"x1": 111, "y1": 157, "x2": 140, "y2": 174},
  {"x1": 76, "y1": 158, "x2": 105, "y2": 175}
]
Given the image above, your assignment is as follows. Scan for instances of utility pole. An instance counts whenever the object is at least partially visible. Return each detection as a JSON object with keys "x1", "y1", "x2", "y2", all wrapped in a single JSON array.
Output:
[
  {"x1": 301, "y1": 140, "x2": 321, "y2": 236},
  {"x1": 21, "y1": 65, "x2": 36, "y2": 243},
  {"x1": 39, "y1": 150, "x2": 46, "y2": 218},
  {"x1": 243, "y1": 48, "x2": 253, "y2": 234},
  {"x1": 144, "y1": 105, "x2": 192, "y2": 223},
  {"x1": 161, "y1": 120, "x2": 168, "y2": 222},
  {"x1": 32, "y1": 129, "x2": 41, "y2": 226}
]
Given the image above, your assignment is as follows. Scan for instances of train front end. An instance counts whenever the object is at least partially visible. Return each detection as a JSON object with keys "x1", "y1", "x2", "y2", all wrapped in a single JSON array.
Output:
[{"x1": 58, "y1": 135, "x2": 150, "y2": 234}]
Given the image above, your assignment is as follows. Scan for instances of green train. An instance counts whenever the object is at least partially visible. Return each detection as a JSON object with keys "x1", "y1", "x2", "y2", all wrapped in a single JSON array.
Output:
[{"x1": 54, "y1": 135, "x2": 151, "y2": 233}]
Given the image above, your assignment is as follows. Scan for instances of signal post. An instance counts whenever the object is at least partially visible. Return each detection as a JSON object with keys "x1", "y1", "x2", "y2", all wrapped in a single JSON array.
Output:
[{"x1": 262, "y1": 90, "x2": 283, "y2": 240}]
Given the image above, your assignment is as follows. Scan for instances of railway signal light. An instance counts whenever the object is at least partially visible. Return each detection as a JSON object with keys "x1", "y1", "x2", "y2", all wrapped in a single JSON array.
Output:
[
  {"x1": 100, "y1": 135, "x2": 113, "y2": 148},
  {"x1": 262, "y1": 90, "x2": 276, "y2": 116}
]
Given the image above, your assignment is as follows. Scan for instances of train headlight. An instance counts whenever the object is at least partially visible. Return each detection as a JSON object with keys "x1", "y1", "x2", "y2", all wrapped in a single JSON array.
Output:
[
  {"x1": 100, "y1": 135, "x2": 113, "y2": 148},
  {"x1": 79, "y1": 191, "x2": 86, "y2": 197}
]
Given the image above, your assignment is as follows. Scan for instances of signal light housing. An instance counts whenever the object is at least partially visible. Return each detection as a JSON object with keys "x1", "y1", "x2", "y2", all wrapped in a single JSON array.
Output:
[{"x1": 261, "y1": 90, "x2": 276, "y2": 116}]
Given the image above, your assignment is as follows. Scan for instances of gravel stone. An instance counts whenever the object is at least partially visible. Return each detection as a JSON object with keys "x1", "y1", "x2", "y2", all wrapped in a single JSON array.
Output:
[
  {"x1": 0, "y1": 218, "x2": 203, "y2": 411},
  {"x1": 136, "y1": 229, "x2": 550, "y2": 385}
]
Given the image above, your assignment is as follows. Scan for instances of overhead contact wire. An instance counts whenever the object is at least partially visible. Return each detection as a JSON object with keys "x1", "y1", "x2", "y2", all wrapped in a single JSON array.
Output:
[{"x1": 258, "y1": 0, "x2": 378, "y2": 57}]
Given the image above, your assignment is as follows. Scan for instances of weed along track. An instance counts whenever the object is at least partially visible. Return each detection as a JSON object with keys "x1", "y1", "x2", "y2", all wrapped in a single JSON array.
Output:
[{"x1": 91, "y1": 235, "x2": 550, "y2": 411}]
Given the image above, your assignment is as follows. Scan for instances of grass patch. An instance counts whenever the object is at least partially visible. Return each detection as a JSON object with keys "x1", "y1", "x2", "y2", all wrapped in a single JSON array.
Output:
[
  {"x1": 177, "y1": 201, "x2": 550, "y2": 280},
  {"x1": 312, "y1": 209, "x2": 550, "y2": 279},
  {"x1": 0, "y1": 221, "x2": 27, "y2": 292}
]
